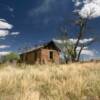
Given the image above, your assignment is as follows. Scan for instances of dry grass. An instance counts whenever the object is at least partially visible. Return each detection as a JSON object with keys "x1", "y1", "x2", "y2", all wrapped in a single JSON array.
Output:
[{"x1": 0, "y1": 62, "x2": 100, "y2": 100}]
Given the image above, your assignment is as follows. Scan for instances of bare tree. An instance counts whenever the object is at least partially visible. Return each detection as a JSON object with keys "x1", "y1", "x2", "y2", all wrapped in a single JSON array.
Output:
[
  {"x1": 73, "y1": 9, "x2": 97, "y2": 61},
  {"x1": 57, "y1": 13, "x2": 95, "y2": 62}
]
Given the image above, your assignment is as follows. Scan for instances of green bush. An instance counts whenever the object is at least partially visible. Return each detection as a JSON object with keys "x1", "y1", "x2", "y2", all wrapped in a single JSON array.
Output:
[{"x1": 2, "y1": 52, "x2": 20, "y2": 63}]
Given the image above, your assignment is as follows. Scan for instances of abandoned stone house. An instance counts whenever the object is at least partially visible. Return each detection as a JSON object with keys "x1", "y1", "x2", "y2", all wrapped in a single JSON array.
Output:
[{"x1": 20, "y1": 40, "x2": 61, "y2": 64}]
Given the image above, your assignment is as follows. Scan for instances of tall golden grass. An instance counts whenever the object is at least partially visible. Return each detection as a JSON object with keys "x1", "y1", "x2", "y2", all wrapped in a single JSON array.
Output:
[{"x1": 0, "y1": 62, "x2": 100, "y2": 100}]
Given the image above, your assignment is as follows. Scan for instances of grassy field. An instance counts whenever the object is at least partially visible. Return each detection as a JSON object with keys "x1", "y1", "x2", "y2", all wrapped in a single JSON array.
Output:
[{"x1": 0, "y1": 62, "x2": 100, "y2": 100}]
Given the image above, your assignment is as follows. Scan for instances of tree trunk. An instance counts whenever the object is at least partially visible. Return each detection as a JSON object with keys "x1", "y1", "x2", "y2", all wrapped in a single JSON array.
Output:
[
  {"x1": 73, "y1": 18, "x2": 88, "y2": 61},
  {"x1": 77, "y1": 46, "x2": 84, "y2": 61}
]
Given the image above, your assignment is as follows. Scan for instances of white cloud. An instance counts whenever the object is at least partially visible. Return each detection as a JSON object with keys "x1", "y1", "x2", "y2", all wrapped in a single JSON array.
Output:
[
  {"x1": 73, "y1": 0, "x2": 100, "y2": 18},
  {"x1": 76, "y1": 46, "x2": 88, "y2": 51},
  {"x1": 0, "y1": 51, "x2": 11, "y2": 56},
  {"x1": 0, "y1": 20, "x2": 13, "y2": 29},
  {"x1": 53, "y1": 38, "x2": 95, "y2": 57},
  {"x1": 76, "y1": 46, "x2": 95, "y2": 56},
  {"x1": 11, "y1": 32, "x2": 20, "y2": 36},
  {"x1": 53, "y1": 39, "x2": 66, "y2": 44},
  {"x1": 79, "y1": 38, "x2": 94, "y2": 44},
  {"x1": 83, "y1": 0, "x2": 100, "y2": 5},
  {"x1": 80, "y1": 49, "x2": 95, "y2": 56},
  {"x1": 79, "y1": 3, "x2": 100, "y2": 18},
  {"x1": 53, "y1": 38, "x2": 94, "y2": 44},
  {"x1": 0, "y1": 30, "x2": 9, "y2": 37},
  {"x1": 72, "y1": 0, "x2": 82, "y2": 6},
  {"x1": 0, "y1": 19, "x2": 13, "y2": 37},
  {"x1": 0, "y1": 45, "x2": 10, "y2": 49},
  {"x1": 69, "y1": 38, "x2": 94, "y2": 44}
]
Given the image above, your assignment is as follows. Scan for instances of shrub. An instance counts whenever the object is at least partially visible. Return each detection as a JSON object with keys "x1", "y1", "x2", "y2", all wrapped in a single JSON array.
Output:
[{"x1": 2, "y1": 52, "x2": 20, "y2": 63}]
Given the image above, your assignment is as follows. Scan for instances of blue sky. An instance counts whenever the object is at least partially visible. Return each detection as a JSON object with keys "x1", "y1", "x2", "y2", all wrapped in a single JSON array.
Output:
[{"x1": 0, "y1": 0, "x2": 100, "y2": 59}]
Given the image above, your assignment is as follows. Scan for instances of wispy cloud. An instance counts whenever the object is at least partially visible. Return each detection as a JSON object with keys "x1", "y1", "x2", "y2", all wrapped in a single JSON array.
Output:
[
  {"x1": 8, "y1": 6, "x2": 14, "y2": 12},
  {"x1": 0, "y1": 51, "x2": 11, "y2": 56},
  {"x1": 11, "y1": 32, "x2": 20, "y2": 36},
  {"x1": 0, "y1": 45, "x2": 10, "y2": 49},
  {"x1": 29, "y1": 0, "x2": 70, "y2": 16},
  {"x1": 0, "y1": 37, "x2": 6, "y2": 40},
  {"x1": 0, "y1": 3, "x2": 14, "y2": 12},
  {"x1": 72, "y1": 0, "x2": 82, "y2": 6},
  {"x1": 29, "y1": 0, "x2": 55, "y2": 16},
  {"x1": 0, "y1": 20, "x2": 13, "y2": 29},
  {"x1": 0, "y1": 30, "x2": 9, "y2": 37},
  {"x1": 28, "y1": 0, "x2": 70, "y2": 25}
]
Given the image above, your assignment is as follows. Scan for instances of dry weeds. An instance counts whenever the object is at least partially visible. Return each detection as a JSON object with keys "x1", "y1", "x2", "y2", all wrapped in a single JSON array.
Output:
[{"x1": 0, "y1": 62, "x2": 100, "y2": 100}]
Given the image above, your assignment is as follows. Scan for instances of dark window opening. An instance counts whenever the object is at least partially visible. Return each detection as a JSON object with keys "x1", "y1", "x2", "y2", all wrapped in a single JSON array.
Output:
[
  {"x1": 21, "y1": 55, "x2": 23, "y2": 61},
  {"x1": 25, "y1": 55, "x2": 28, "y2": 61},
  {"x1": 34, "y1": 52, "x2": 37, "y2": 61},
  {"x1": 49, "y1": 51, "x2": 53, "y2": 60}
]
